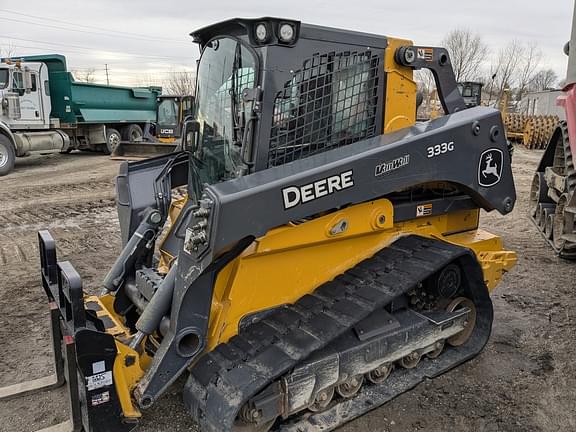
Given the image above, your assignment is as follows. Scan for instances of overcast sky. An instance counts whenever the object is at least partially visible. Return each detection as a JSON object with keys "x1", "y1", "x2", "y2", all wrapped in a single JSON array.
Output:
[{"x1": 0, "y1": 0, "x2": 573, "y2": 88}]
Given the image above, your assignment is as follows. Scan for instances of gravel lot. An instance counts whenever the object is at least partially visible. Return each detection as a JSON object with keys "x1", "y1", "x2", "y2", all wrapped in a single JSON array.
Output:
[{"x1": 0, "y1": 147, "x2": 575, "y2": 432}]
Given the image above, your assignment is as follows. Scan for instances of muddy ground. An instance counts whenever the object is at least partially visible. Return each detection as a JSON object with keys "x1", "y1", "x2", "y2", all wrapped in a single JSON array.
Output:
[{"x1": 0, "y1": 148, "x2": 575, "y2": 432}]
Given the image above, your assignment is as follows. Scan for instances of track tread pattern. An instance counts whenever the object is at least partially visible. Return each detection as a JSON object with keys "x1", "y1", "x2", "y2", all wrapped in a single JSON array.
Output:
[
  {"x1": 531, "y1": 121, "x2": 576, "y2": 257},
  {"x1": 184, "y1": 236, "x2": 477, "y2": 431}
]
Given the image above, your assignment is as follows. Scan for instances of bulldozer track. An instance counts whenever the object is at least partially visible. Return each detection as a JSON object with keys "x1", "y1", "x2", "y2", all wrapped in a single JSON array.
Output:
[
  {"x1": 185, "y1": 235, "x2": 490, "y2": 432},
  {"x1": 559, "y1": 121, "x2": 576, "y2": 192},
  {"x1": 530, "y1": 121, "x2": 576, "y2": 258}
]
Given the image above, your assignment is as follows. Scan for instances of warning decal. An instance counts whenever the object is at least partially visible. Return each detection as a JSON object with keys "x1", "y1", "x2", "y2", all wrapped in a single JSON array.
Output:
[
  {"x1": 91, "y1": 391, "x2": 110, "y2": 407},
  {"x1": 416, "y1": 47, "x2": 434, "y2": 61},
  {"x1": 416, "y1": 203, "x2": 433, "y2": 217}
]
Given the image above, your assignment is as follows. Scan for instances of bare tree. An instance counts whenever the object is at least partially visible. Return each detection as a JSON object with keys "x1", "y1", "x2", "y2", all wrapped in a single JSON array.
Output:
[
  {"x1": 72, "y1": 68, "x2": 97, "y2": 83},
  {"x1": 0, "y1": 41, "x2": 17, "y2": 59},
  {"x1": 442, "y1": 29, "x2": 489, "y2": 82},
  {"x1": 516, "y1": 42, "x2": 542, "y2": 100},
  {"x1": 163, "y1": 70, "x2": 196, "y2": 96},
  {"x1": 480, "y1": 70, "x2": 499, "y2": 107},
  {"x1": 135, "y1": 73, "x2": 163, "y2": 88},
  {"x1": 530, "y1": 69, "x2": 559, "y2": 91},
  {"x1": 414, "y1": 69, "x2": 437, "y2": 118},
  {"x1": 491, "y1": 40, "x2": 524, "y2": 105}
]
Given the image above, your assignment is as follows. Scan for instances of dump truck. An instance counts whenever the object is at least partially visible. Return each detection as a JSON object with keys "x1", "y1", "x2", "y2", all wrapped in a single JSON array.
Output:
[
  {"x1": 0, "y1": 54, "x2": 161, "y2": 175},
  {"x1": 0, "y1": 18, "x2": 517, "y2": 431},
  {"x1": 529, "y1": 1, "x2": 576, "y2": 257}
]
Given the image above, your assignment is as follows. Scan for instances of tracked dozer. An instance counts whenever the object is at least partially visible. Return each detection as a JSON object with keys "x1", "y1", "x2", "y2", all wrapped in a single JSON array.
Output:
[
  {"x1": 2, "y1": 18, "x2": 517, "y2": 431},
  {"x1": 529, "y1": 2, "x2": 576, "y2": 257}
]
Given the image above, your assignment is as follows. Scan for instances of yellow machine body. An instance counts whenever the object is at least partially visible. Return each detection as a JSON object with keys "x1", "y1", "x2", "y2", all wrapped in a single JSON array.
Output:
[{"x1": 93, "y1": 36, "x2": 516, "y2": 422}]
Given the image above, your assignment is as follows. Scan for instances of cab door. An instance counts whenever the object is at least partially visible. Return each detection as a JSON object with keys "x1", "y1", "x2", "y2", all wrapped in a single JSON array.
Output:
[{"x1": 12, "y1": 69, "x2": 44, "y2": 127}]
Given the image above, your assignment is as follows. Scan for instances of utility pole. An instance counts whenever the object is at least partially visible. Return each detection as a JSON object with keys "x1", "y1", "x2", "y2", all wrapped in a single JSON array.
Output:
[{"x1": 105, "y1": 64, "x2": 110, "y2": 85}]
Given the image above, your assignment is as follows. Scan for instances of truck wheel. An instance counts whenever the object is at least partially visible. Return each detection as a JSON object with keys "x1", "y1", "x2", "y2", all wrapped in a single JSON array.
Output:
[
  {"x1": 122, "y1": 124, "x2": 144, "y2": 142},
  {"x1": 0, "y1": 134, "x2": 16, "y2": 176},
  {"x1": 105, "y1": 128, "x2": 122, "y2": 155}
]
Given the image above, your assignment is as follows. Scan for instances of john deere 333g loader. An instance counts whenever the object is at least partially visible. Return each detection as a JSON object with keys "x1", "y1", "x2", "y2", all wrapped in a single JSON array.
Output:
[{"x1": 7, "y1": 18, "x2": 517, "y2": 431}]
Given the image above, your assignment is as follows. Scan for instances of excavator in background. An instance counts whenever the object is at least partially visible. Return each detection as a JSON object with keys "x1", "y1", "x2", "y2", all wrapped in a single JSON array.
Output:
[
  {"x1": 0, "y1": 18, "x2": 516, "y2": 431},
  {"x1": 530, "y1": 1, "x2": 576, "y2": 257},
  {"x1": 111, "y1": 94, "x2": 194, "y2": 159}
]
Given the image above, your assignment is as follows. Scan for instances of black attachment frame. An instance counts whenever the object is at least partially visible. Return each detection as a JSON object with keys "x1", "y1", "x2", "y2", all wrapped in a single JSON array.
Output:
[
  {"x1": 0, "y1": 231, "x2": 134, "y2": 432},
  {"x1": 395, "y1": 45, "x2": 467, "y2": 114}
]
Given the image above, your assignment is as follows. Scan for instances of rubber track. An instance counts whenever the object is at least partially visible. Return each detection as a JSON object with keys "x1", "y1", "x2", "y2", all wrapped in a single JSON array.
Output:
[
  {"x1": 531, "y1": 121, "x2": 576, "y2": 258},
  {"x1": 184, "y1": 235, "x2": 479, "y2": 431},
  {"x1": 558, "y1": 121, "x2": 576, "y2": 192}
]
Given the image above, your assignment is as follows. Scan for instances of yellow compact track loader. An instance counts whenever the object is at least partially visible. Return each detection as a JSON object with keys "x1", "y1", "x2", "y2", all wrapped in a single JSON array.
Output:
[
  {"x1": 111, "y1": 95, "x2": 194, "y2": 160},
  {"x1": 3, "y1": 18, "x2": 517, "y2": 431}
]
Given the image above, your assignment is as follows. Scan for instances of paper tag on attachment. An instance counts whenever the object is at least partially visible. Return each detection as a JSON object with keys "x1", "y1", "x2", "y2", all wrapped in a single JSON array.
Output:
[{"x1": 86, "y1": 371, "x2": 113, "y2": 391}]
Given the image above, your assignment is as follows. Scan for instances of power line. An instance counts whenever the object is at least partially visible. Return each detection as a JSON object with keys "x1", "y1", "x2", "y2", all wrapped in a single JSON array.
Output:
[
  {"x1": 0, "y1": 8, "x2": 191, "y2": 44},
  {"x1": 0, "y1": 15, "x2": 190, "y2": 45},
  {"x1": 0, "y1": 34, "x2": 188, "y2": 60},
  {"x1": 3, "y1": 43, "x2": 193, "y2": 67}
]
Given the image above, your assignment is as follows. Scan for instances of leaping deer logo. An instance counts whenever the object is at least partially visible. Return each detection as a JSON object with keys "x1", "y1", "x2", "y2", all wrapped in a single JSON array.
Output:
[{"x1": 482, "y1": 153, "x2": 501, "y2": 181}]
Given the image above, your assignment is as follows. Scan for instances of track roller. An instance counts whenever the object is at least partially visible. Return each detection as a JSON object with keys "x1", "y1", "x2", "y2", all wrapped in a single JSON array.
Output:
[
  {"x1": 553, "y1": 194, "x2": 569, "y2": 250},
  {"x1": 366, "y1": 363, "x2": 393, "y2": 384},
  {"x1": 399, "y1": 351, "x2": 422, "y2": 369},
  {"x1": 336, "y1": 375, "x2": 364, "y2": 398},
  {"x1": 530, "y1": 172, "x2": 552, "y2": 217},
  {"x1": 308, "y1": 387, "x2": 334, "y2": 412},
  {"x1": 426, "y1": 340, "x2": 446, "y2": 359}
]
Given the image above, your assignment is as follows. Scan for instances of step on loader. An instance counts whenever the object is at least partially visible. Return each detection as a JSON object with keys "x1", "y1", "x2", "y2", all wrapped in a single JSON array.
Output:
[{"x1": 1, "y1": 18, "x2": 517, "y2": 431}]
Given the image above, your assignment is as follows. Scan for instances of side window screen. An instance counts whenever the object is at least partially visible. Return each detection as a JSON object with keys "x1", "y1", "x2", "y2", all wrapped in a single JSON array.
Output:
[
  {"x1": 44, "y1": 80, "x2": 50, "y2": 96},
  {"x1": 31, "y1": 74, "x2": 37, "y2": 92},
  {"x1": 269, "y1": 50, "x2": 380, "y2": 167}
]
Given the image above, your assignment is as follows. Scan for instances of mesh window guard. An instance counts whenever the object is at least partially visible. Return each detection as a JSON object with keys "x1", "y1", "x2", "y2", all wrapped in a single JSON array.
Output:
[{"x1": 269, "y1": 50, "x2": 381, "y2": 167}]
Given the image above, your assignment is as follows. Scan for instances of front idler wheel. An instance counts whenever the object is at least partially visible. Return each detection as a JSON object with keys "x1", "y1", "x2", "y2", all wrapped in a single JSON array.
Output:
[
  {"x1": 336, "y1": 375, "x2": 364, "y2": 398},
  {"x1": 446, "y1": 297, "x2": 477, "y2": 347}
]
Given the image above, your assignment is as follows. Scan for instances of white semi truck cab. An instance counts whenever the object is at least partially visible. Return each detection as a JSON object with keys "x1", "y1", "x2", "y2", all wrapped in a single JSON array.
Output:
[{"x1": 0, "y1": 55, "x2": 161, "y2": 176}]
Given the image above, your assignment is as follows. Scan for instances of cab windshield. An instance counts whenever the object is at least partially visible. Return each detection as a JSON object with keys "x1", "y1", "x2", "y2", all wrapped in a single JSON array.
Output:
[
  {"x1": 158, "y1": 98, "x2": 178, "y2": 126},
  {"x1": 192, "y1": 37, "x2": 256, "y2": 185},
  {"x1": 0, "y1": 69, "x2": 8, "y2": 89}
]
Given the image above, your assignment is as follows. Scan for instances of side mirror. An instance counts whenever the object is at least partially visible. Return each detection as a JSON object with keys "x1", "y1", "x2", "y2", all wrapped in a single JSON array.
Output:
[
  {"x1": 181, "y1": 118, "x2": 200, "y2": 153},
  {"x1": 23, "y1": 69, "x2": 33, "y2": 94}
]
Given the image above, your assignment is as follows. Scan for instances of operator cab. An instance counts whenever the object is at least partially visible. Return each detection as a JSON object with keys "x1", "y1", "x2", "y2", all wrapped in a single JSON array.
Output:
[
  {"x1": 458, "y1": 81, "x2": 483, "y2": 108},
  {"x1": 0, "y1": 67, "x2": 8, "y2": 90},
  {"x1": 0, "y1": 60, "x2": 50, "y2": 128},
  {"x1": 184, "y1": 18, "x2": 389, "y2": 198},
  {"x1": 156, "y1": 95, "x2": 194, "y2": 141}
]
